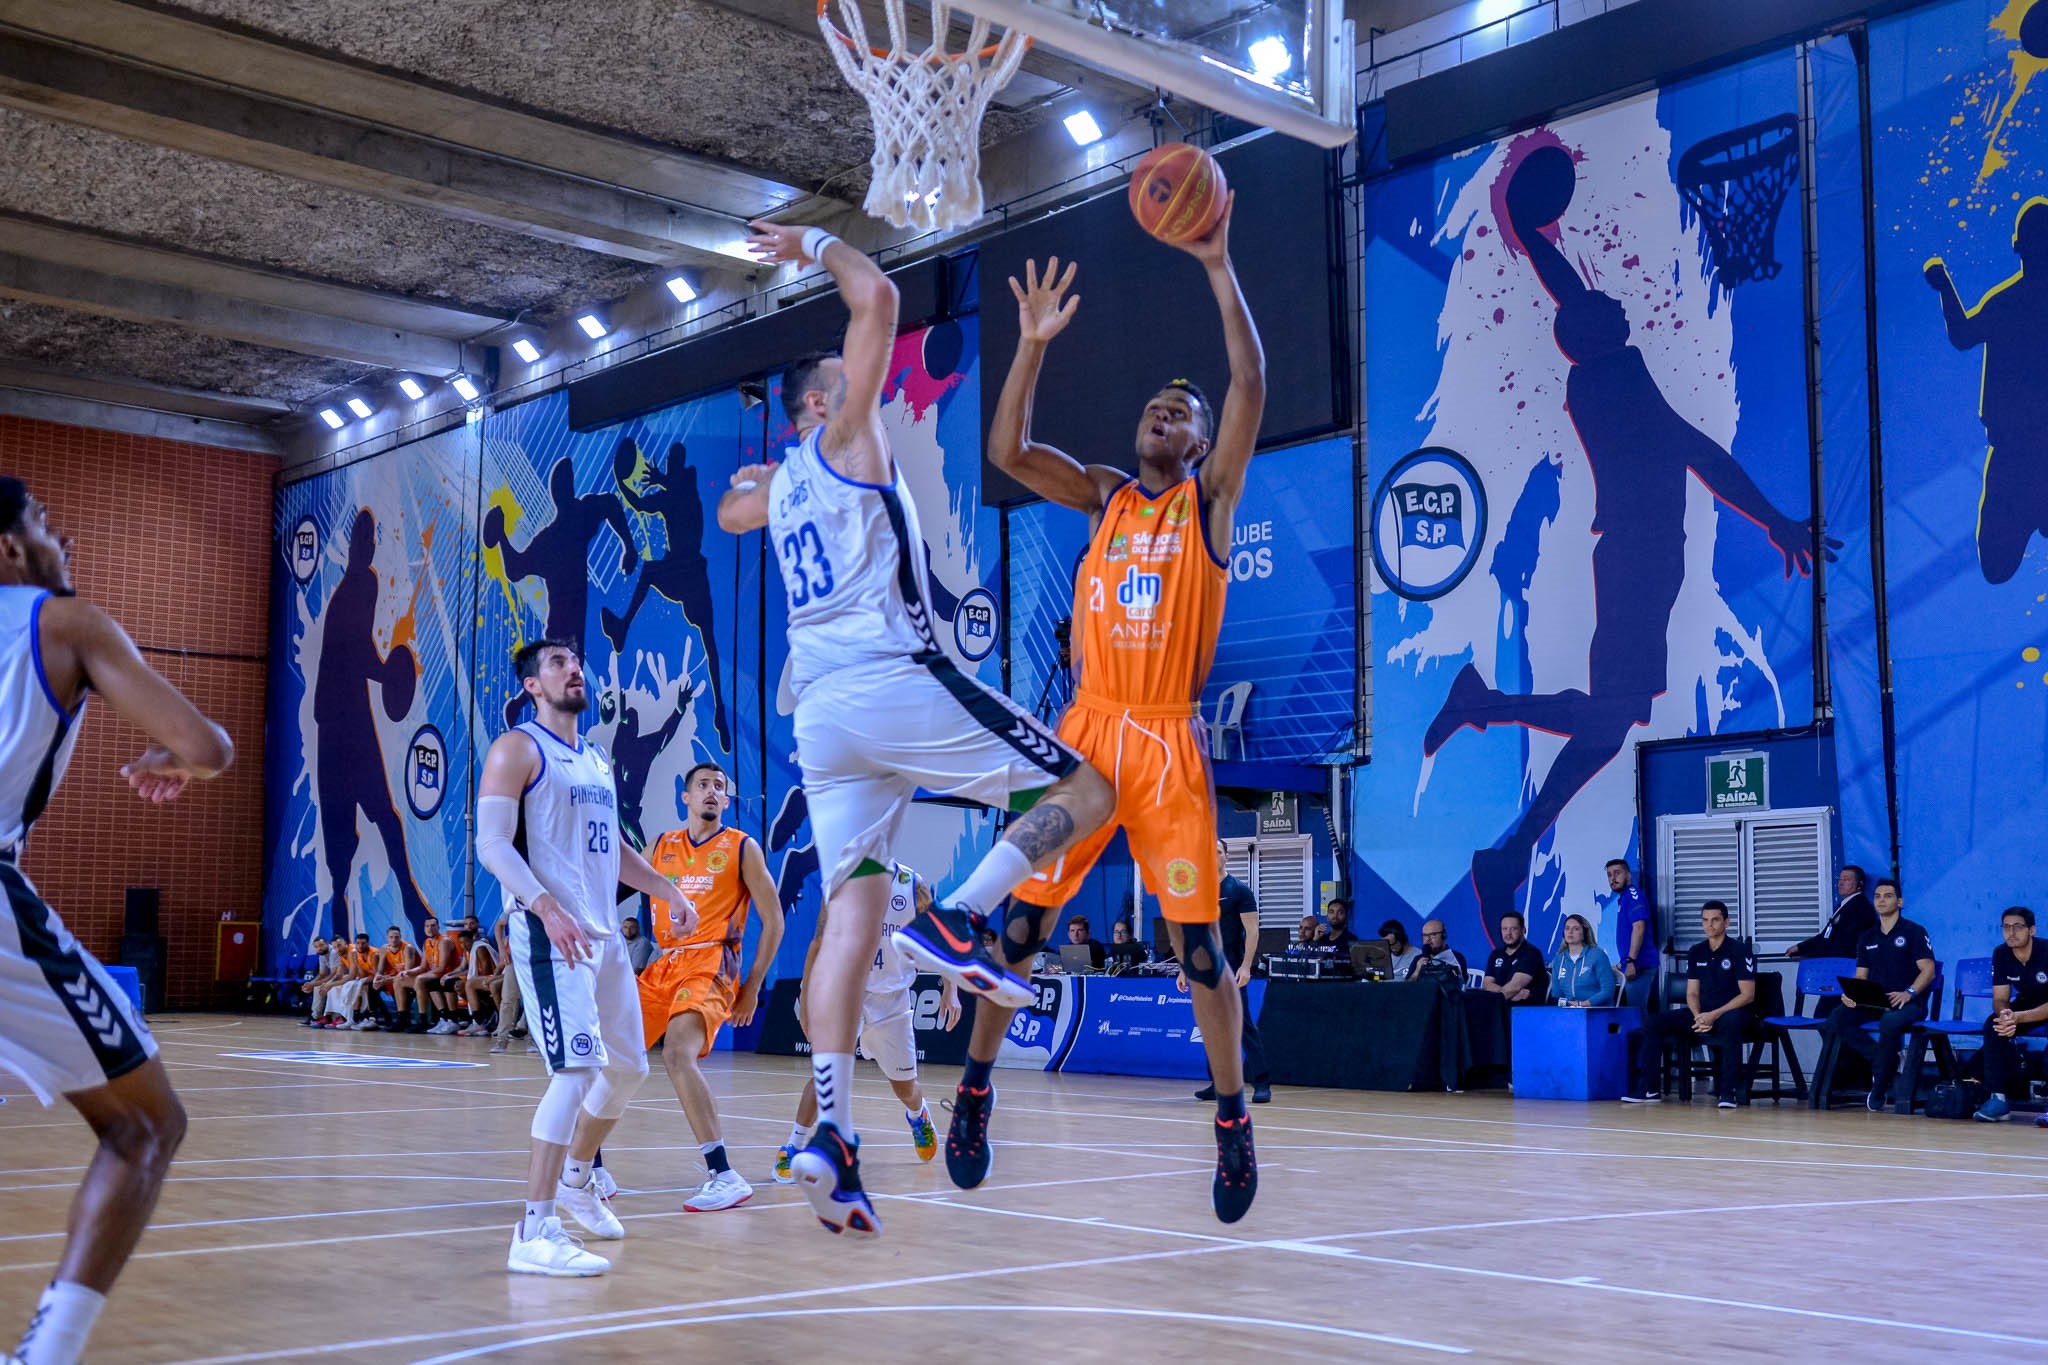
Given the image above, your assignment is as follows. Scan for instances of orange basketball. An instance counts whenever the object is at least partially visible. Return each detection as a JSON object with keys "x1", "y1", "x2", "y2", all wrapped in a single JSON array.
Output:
[{"x1": 1128, "y1": 143, "x2": 1228, "y2": 245}]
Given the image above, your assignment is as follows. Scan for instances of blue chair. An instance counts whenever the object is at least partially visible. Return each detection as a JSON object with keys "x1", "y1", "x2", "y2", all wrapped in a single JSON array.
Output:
[
  {"x1": 1898, "y1": 956, "x2": 1995, "y2": 1111},
  {"x1": 1814, "y1": 966, "x2": 1945, "y2": 1111},
  {"x1": 1753, "y1": 956, "x2": 1853, "y2": 1104}
]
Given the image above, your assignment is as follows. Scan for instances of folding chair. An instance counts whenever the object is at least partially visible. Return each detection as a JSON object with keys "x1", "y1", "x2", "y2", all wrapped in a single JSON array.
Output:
[{"x1": 1752, "y1": 956, "x2": 1853, "y2": 1105}]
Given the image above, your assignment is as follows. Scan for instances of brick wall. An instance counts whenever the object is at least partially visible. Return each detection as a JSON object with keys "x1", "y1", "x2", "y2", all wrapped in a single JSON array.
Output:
[{"x1": 5, "y1": 415, "x2": 274, "y2": 1008}]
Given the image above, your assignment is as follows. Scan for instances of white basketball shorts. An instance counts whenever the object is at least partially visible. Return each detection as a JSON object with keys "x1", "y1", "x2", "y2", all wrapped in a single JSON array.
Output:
[
  {"x1": 508, "y1": 912, "x2": 643, "y2": 1075},
  {"x1": 857, "y1": 987, "x2": 919, "y2": 1081},
  {"x1": 0, "y1": 859, "x2": 156, "y2": 1104}
]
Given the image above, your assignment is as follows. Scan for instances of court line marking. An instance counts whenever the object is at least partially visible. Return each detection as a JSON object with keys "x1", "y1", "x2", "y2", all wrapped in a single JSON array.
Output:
[
  {"x1": 897, "y1": 1166, "x2": 1206, "y2": 1199},
  {"x1": 402, "y1": 1303, "x2": 1468, "y2": 1363},
  {"x1": 0, "y1": 1101, "x2": 543, "y2": 1131}
]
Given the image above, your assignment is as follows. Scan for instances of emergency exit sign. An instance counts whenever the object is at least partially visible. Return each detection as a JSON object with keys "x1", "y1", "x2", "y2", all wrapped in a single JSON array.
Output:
[{"x1": 1708, "y1": 752, "x2": 1768, "y2": 811}]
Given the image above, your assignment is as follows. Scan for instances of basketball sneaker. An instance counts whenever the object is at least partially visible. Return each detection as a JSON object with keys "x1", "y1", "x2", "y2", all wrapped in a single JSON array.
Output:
[
  {"x1": 590, "y1": 1164, "x2": 619, "y2": 1203},
  {"x1": 773, "y1": 1141, "x2": 800, "y2": 1184},
  {"x1": 684, "y1": 1169, "x2": 754, "y2": 1212},
  {"x1": 892, "y1": 905, "x2": 1034, "y2": 1009},
  {"x1": 555, "y1": 1175, "x2": 625, "y2": 1240},
  {"x1": 790, "y1": 1122, "x2": 880, "y2": 1238},
  {"x1": 506, "y1": 1216, "x2": 608, "y2": 1277},
  {"x1": 944, "y1": 1083, "x2": 996, "y2": 1189},
  {"x1": 1213, "y1": 1112, "x2": 1257, "y2": 1224},
  {"x1": 908, "y1": 1105, "x2": 938, "y2": 1162}
]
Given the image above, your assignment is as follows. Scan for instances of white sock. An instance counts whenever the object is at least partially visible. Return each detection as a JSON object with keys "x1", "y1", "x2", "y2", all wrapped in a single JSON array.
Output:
[
  {"x1": 907, "y1": 1103, "x2": 927, "y2": 1122},
  {"x1": 561, "y1": 1156, "x2": 592, "y2": 1190},
  {"x1": 788, "y1": 1122, "x2": 811, "y2": 1147},
  {"x1": 17, "y1": 1280, "x2": 105, "y2": 1365},
  {"x1": 949, "y1": 842, "x2": 1036, "y2": 921},
  {"x1": 521, "y1": 1199, "x2": 555, "y2": 1240},
  {"x1": 814, "y1": 1053, "x2": 854, "y2": 1134}
]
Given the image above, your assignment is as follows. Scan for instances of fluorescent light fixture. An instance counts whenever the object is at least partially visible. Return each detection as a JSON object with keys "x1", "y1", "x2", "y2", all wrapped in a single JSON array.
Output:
[
  {"x1": 397, "y1": 376, "x2": 425, "y2": 401},
  {"x1": 345, "y1": 397, "x2": 373, "y2": 419},
  {"x1": 317, "y1": 407, "x2": 344, "y2": 429},
  {"x1": 1062, "y1": 109, "x2": 1105, "y2": 145},
  {"x1": 510, "y1": 337, "x2": 541, "y2": 364},
  {"x1": 1247, "y1": 35, "x2": 1291, "y2": 78},
  {"x1": 664, "y1": 275, "x2": 698, "y2": 303},
  {"x1": 576, "y1": 314, "x2": 607, "y2": 339},
  {"x1": 451, "y1": 374, "x2": 480, "y2": 402}
]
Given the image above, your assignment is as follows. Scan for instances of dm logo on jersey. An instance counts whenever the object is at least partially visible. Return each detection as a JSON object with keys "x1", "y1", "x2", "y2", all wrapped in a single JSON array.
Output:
[
  {"x1": 1370, "y1": 447, "x2": 1488, "y2": 602},
  {"x1": 288, "y1": 515, "x2": 320, "y2": 585},
  {"x1": 1164, "y1": 859, "x2": 1199, "y2": 897},
  {"x1": 1116, "y1": 565, "x2": 1163, "y2": 621},
  {"x1": 1165, "y1": 491, "x2": 1192, "y2": 526},
  {"x1": 405, "y1": 725, "x2": 447, "y2": 819},
  {"x1": 954, "y1": 587, "x2": 999, "y2": 662},
  {"x1": 705, "y1": 849, "x2": 730, "y2": 874}
]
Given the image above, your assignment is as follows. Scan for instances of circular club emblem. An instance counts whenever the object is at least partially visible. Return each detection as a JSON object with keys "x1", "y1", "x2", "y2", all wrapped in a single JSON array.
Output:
[
  {"x1": 1370, "y1": 447, "x2": 1488, "y2": 601},
  {"x1": 288, "y1": 514, "x2": 320, "y2": 585},
  {"x1": 953, "y1": 586, "x2": 999, "y2": 662},
  {"x1": 2035, "y1": 971, "x2": 2046, "y2": 983},
  {"x1": 405, "y1": 724, "x2": 447, "y2": 819},
  {"x1": 570, "y1": 1033, "x2": 595, "y2": 1058},
  {"x1": 1720, "y1": 959, "x2": 1730, "y2": 969},
  {"x1": 1894, "y1": 936, "x2": 1907, "y2": 947},
  {"x1": 705, "y1": 850, "x2": 730, "y2": 874},
  {"x1": 1165, "y1": 490, "x2": 1192, "y2": 526},
  {"x1": 1164, "y1": 859, "x2": 1199, "y2": 897}
]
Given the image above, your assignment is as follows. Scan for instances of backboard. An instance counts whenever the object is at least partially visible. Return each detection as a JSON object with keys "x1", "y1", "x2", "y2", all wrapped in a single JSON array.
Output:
[{"x1": 950, "y1": 0, "x2": 1355, "y2": 148}]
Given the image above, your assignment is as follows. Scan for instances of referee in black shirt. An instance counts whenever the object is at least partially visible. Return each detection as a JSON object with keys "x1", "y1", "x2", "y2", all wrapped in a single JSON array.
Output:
[
  {"x1": 1623, "y1": 900, "x2": 1757, "y2": 1107},
  {"x1": 1974, "y1": 906, "x2": 2048, "y2": 1122},
  {"x1": 1187, "y1": 840, "x2": 1270, "y2": 1104},
  {"x1": 1818, "y1": 877, "x2": 1936, "y2": 1111}
]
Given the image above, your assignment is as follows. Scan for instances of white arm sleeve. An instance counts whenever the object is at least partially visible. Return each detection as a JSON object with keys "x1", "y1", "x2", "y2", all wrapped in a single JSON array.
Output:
[{"x1": 476, "y1": 795, "x2": 547, "y2": 909}]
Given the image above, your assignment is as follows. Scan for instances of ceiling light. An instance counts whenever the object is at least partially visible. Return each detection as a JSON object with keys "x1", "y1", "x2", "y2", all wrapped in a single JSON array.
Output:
[
  {"x1": 345, "y1": 397, "x2": 373, "y2": 419},
  {"x1": 1248, "y1": 36, "x2": 1291, "y2": 78},
  {"x1": 665, "y1": 275, "x2": 698, "y2": 303},
  {"x1": 510, "y1": 337, "x2": 541, "y2": 364},
  {"x1": 576, "y1": 314, "x2": 607, "y2": 340},
  {"x1": 317, "y1": 408, "x2": 344, "y2": 430},
  {"x1": 1062, "y1": 109, "x2": 1105, "y2": 146},
  {"x1": 397, "y1": 377, "x2": 425, "y2": 401},
  {"x1": 451, "y1": 375, "x2": 480, "y2": 402}
]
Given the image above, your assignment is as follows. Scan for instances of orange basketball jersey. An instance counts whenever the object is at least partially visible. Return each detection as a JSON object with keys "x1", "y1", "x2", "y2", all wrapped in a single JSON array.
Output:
[
  {"x1": 647, "y1": 826, "x2": 752, "y2": 952},
  {"x1": 1073, "y1": 473, "x2": 1229, "y2": 707}
]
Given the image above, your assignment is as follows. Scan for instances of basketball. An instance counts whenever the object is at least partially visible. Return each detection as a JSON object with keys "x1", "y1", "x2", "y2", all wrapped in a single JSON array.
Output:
[
  {"x1": 2022, "y1": 0, "x2": 2048, "y2": 59},
  {"x1": 1505, "y1": 143, "x2": 1576, "y2": 230},
  {"x1": 1128, "y1": 143, "x2": 1229, "y2": 244}
]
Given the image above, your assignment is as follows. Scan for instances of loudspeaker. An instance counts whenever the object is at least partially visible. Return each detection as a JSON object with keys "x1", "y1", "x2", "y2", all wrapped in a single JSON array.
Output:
[
  {"x1": 123, "y1": 887, "x2": 160, "y2": 938},
  {"x1": 118, "y1": 934, "x2": 167, "y2": 1013}
]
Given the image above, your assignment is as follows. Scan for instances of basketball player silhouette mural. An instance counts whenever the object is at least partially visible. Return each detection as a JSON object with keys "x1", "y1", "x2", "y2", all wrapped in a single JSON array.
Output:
[
  {"x1": 1425, "y1": 139, "x2": 1828, "y2": 936},
  {"x1": 483, "y1": 449, "x2": 637, "y2": 647},
  {"x1": 601, "y1": 439, "x2": 733, "y2": 750},
  {"x1": 598, "y1": 660, "x2": 696, "y2": 849},
  {"x1": 314, "y1": 508, "x2": 432, "y2": 938},
  {"x1": 1925, "y1": 196, "x2": 2048, "y2": 586}
]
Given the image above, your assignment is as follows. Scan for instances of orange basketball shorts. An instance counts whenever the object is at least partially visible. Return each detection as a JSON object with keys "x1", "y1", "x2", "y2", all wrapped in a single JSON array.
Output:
[
  {"x1": 1012, "y1": 693, "x2": 1219, "y2": 923},
  {"x1": 636, "y1": 944, "x2": 736, "y2": 1053}
]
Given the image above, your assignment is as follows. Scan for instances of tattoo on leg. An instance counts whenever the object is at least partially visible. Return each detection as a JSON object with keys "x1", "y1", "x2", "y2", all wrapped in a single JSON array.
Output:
[{"x1": 1004, "y1": 801, "x2": 1075, "y2": 865}]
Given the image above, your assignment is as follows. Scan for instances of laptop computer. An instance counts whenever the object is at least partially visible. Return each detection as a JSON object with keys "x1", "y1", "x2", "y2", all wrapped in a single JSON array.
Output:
[
  {"x1": 1350, "y1": 941, "x2": 1394, "y2": 978},
  {"x1": 1059, "y1": 944, "x2": 1102, "y2": 974},
  {"x1": 1836, "y1": 975, "x2": 1895, "y2": 1009}
]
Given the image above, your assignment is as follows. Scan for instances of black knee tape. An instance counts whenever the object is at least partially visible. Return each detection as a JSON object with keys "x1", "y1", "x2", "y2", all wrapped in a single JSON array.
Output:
[
  {"x1": 1180, "y1": 921, "x2": 1224, "y2": 988},
  {"x1": 1000, "y1": 900, "x2": 1050, "y2": 968}
]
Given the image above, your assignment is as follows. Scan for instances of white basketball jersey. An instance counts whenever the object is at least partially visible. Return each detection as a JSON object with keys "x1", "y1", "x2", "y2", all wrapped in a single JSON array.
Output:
[
  {"x1": 506, "y1": 721, "x2": 622, "y2": 938},
  {"x1": 767, "y1": 426, "x2": 939, "y2": 696},
  {"x1": 869, "y1": 861, "x2": 921, "y2": 995},
  {"x1": 0, "y1": 587, "x2": 82, "y2": 851}
]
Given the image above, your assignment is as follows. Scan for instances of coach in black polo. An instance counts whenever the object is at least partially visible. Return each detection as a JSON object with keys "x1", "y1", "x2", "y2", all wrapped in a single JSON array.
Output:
[
  {"x1": 1818, "y1": 877, "x2": 1936, "y2": 1111},
  {"x1": 1974, "y1": 906, "x2": 2048, "y2": 1122},
  {"x1": 1482, "y1": 911, "x2": 1548, "y2": 1005},
  {"x1": 1623, "y1": 900, "x2": 1757, "y2": 1107}
]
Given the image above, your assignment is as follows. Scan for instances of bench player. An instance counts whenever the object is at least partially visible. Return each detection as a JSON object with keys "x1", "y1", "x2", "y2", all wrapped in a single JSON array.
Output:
[
  {"x1": 0, "y1": 479, "x2": 234, "y2": 1365},
  {"x1": 638, "y1": 760, "x2": 784, "y2": 1212},
  {"x1": 896, "y1": 203, "x2": 1268, "y2": 1223},
  {"x1": 718, "y1": 219, "x2": 1115, "y2": 1236}
]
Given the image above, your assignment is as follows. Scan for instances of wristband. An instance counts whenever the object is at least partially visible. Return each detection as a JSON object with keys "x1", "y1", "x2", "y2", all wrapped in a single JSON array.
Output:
[{"x1": 800, "y1": 228, "x2": 840, "y2": 265}]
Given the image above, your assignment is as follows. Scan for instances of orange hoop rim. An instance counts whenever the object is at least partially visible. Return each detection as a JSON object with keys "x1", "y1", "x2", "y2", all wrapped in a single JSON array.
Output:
[{"x1": 816, "y1": 0, "x2": 1026, "y2": 63}]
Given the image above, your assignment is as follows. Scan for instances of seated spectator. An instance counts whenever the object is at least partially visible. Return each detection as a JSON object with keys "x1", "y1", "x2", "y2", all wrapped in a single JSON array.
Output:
[
  {"x1": 368, "y1": 925, "x2": 417, "y2": 1030},
  {"x1": 1105, "y1": 919, "x2": 1149, "y2": 969},
  {"x1": 1624, "y1": 900, "x2": 1757, "y2": 1107},
  {"x1": 1061, "y1": 914, "x2": 1106, "y2": 971},
  {"x1": 1407, "y1": 918, "x2": 1466, "y2": 983},
  {"x1": 302, "y1": 936, "x2": 338, "y2": 1026},
  {"x1": 428, "y1": 917, "x2": 475, "y2": 1034},
  {"x1": 326, "y1": 932, "x2": 380, "y2": 1029},
  {"x1": 1483, "y1": 911, "x2": 1549, "y2": 1005},
  {"x1": 1380, "y1": 920, "x2": 1420, "y2": 980},
  {"x1": 458, "y1": 929, "x2": 499, "y2": 1035},
  {"x1": 1818, "y1": 877, "x2": 1935, "y2": 1111},
  {"x1": 396, "y1": 915, "x2": 446, "y2": 1032},
  {"x1": 1976, "y1": 906, "x2": 2048, "y2": 1122},
  {"x1": 1322, "y1": 899, "x2": 1359, "y2": 952},
  {"x1": 1787, "y1": 864, "x2": 1876, "y2": 961},
  {"x1": 1550, "y1": 913, "x2": 1617, "y2": 1006},
  {"x1": 622, "y1": 914, "x2": 657, "y2": 974},
  {"x1": 1297, "y1": 914, "x2": 1325, "y2": 946}
]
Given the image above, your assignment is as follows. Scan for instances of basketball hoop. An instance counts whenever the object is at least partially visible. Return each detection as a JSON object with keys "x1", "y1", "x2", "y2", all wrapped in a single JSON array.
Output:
[
  {"x1": 1676, "y1": 115, "x2": 1800, "y2": 287},
  {"x1": 818, "y1": 0, "x2": 1030, "y2": 232}
]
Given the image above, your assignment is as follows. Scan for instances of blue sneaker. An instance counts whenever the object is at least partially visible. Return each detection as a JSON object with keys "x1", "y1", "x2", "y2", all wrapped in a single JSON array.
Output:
[
  {"x1": 908, "y1": 1106, "x2": 938, "y2": 1162},
  {"x1": 1975, "y1": 1093, "x2": 2013, "y2": 1122},
  {"x1": 790, "y1": 1122, "x2": 880, "y2": 1238},
  {"x1": 891, "y1": 906, "x2": 1036, "y2": 1010},
  {"x1": 773, "y1": 1141, "x2": 800, "y2": 1183}
]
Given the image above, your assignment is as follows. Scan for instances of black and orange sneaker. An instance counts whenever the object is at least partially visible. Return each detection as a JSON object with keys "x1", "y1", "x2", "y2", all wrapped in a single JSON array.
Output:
[
  {"x1": 790, "y1": 1121, "x2": 880, "y2": 1238},
  {"x1": 1213, "y1": 1112, "x2": 1257, "y2": 1224},
  {"x1": 944, "y1": 1082, "x2": 997, "y2": 1189},
  {"x1": 892, "y1": 905, "x2": 1035, "y2": 1009}
]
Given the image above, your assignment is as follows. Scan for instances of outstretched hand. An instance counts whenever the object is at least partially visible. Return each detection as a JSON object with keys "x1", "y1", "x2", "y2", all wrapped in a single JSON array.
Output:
[
  {"x1": 1168, "y1": 191, "x2": 1235, "y2": 270},
  {"x1": 121, "y1": 745, "x2": 197, "y2": 803},
  {"x1": 746, "y1": 220, "x2": 813, "y2": 266},
  {"x1": 1770, "y1": 515, "x2": 1840, "y2": 579},
  {"x1": 1009, "y1": 257, "x2": 1080, "y2": 345},
  {"x1": 730, "y1": 462, "x2": 776, "y2": 492},
  {"x1": 1923, "y1": 257, "x2": 1952, "y2": 290}
]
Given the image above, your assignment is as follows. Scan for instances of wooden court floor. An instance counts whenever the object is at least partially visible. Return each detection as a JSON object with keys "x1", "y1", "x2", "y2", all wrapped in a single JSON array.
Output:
[{"x1": 2, "y1": 1016, "x2": 2043, "y2": 1363}]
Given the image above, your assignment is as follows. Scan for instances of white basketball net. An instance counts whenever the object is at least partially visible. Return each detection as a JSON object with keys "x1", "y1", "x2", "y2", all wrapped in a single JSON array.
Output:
[{"x1": 819, "y1": 0, "x2": 1030, "y2": 232}]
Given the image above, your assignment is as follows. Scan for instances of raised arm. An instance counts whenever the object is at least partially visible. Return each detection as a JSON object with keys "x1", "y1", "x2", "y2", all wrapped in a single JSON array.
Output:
[
  {"x1": 1166, "y1": 198, "x2": 1267, "y2": 544},
  {"x1": 991, "y1": 258, "x2": 1126, "y2": 515},
  {"x1": 602, "y1": 495, "x2": 638, "y2": 574},
  {"x1": 717, "y1": 463, "x2": 776, "y2": 535},
  {"x1": 40, "y1": 596, "x2": 233, "y2": 801},
  {"x1": 1682, "y1": 431, "x2": 1827, "y2": 579},
  {"x1": 1923, "y1": 258, "x2": 1991, "y2": 350},
  {"x1": 733, "y1": 836, "x2": 786, "y2": 1026}
]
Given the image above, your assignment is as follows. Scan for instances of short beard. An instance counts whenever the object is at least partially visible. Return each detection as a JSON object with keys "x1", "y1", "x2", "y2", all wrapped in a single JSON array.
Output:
[{"x1": 553, "y1": 688, "x2": 589, "y2": 715}]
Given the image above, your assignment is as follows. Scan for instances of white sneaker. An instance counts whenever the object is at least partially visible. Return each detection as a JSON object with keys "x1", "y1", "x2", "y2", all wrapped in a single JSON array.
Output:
[
  {"x1": 430, "y1": 1019, "x2": 459, "y2": 1035},
  {"x1": 348, "y1": 1017, "x2": 378, "y2": 1030},
  {"x1": 591, "y1": 1165, "x2": 619, "y2": 1202},
  {"x1": 556, "y1": 1177, "x2": 625, "y2": 1239},
  {"x1": 684, "y1": 1168, "x2": 754, "y2": 1212},
  {"x1": 506, "y1": 1216, "x2": 608, "y2": 1277}
]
